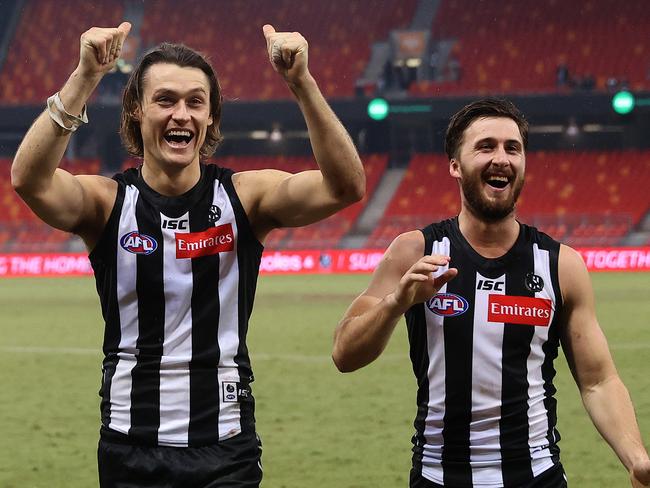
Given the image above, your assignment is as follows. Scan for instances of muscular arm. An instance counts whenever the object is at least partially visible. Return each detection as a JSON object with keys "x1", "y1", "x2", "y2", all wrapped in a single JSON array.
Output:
[
  {"x1": 11, "y1": 23, "x2": 130, "y2": 247},
  {"x1": 332, "y1": 231, "x2": 457, "y2": 372},
  {"x1": 559, "y1": 245, "x2": 650, "y2": 486},
  {"x1": 235, "y1": 25, "x2": 365, "y2": 239}
]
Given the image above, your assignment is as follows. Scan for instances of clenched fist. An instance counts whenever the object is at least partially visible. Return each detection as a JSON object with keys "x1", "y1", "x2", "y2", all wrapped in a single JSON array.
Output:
[
  {"x1": 262, "y1": 24, "x2": 309, "y2": 85},
  {"x1": 78, "y1": 22, "x2": 131, "y2": 78}
]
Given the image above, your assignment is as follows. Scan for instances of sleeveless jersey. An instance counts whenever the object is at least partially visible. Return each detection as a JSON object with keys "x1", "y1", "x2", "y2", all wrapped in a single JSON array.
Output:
[
  {"x1": 407, "y1": 217, "x2": 563, "y2": 487},
  {"x1": 89, "y1": 164, "x2": 262, "y2": 447}
]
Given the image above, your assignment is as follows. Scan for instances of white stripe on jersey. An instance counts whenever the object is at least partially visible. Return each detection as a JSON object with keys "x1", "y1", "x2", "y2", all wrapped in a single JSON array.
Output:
[
  {"x1": 470, "y1": 272, "x2": 506, "y2": 486},
  {"x1": 527, "y1": 244, "x2": 555, "y2": 476},
  {"x1": 213, "y1": 180, "x2": 242, "y2": 440},
  {"x1": 421, "y1": 236, "x2": 450, "y2": 485},
  {"x1": 109, "y1": 184, "x2": 140, "y2": 435},
  {"x1": 158, "y1": 211, "x2": 193, "y2": 445}
]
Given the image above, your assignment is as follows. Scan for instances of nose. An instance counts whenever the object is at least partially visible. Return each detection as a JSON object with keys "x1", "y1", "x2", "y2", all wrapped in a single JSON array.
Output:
[
  {"x1": 171, "y1": 101, "x2": 190, "y2": 123},
  {"x1": 491, "y1": 145, "x2": 509, "y2": 165}
]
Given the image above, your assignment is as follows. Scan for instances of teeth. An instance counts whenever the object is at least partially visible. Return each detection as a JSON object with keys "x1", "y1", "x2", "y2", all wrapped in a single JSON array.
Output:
[
  {"x1": 489, "y1": 176, "x2": 508, "y2": 182},
  {"x1": 166, "y1": 130, "x2": 192, "y2": 137}
]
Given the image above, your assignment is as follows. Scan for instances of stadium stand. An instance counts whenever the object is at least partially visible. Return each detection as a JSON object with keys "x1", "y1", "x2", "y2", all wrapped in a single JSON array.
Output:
[
  {"x1": 1, "y1": 1, "x2": 649, "y2": 253},
  {"x1": 411, "y1": 0, "x2": 650, "y2": 97},
  {"x1": 214, "y1": 154, "x2": 387, "y2": 249},
  {"x1": 0, "y1": 158, "x2": 100, "y2": 252},
  {"x1": 136, "y1": 0, "x2": 416, "y2": 100},
  {"x1": 0, "y1": 0, "x2": 125, "y2": 104},
  {"x1": 0, "y1": 0, "x2": 416, "y2": 103},
  {"x1": 2, "y1": 150, "x2": 649, "y2": 252},
  {"x1": 366, "y1": 150, "x2": 650, "y2": 249}
]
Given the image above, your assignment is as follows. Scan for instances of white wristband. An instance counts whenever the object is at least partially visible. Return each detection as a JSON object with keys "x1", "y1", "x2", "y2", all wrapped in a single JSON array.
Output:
[{"x1": 46, "y1": 92, "x2": 88, "y2": 132}]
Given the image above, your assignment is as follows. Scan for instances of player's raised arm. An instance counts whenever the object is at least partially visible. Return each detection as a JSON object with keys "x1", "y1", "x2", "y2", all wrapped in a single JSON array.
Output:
[
  {"x1": 558, "y1": 245, "x2": 650, "y2": 486},
  {"x1": 332, "y1": 231, "x2": 458, "y2": 372},
  {"x1": 233, "y1": 25, "x2": 365, "y2": 239},
  {"x1": 11, "y1": 22, "x2": 131, "y2": 245}
]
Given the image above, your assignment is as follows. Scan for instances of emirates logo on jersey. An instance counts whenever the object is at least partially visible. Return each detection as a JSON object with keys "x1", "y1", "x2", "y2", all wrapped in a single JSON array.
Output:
[
  {"x1": 176, "y1": 223, "x2": 234, "y2": 259},
  {"x1": 488, "y1": 295, "x2": 552, "y2": 326}
]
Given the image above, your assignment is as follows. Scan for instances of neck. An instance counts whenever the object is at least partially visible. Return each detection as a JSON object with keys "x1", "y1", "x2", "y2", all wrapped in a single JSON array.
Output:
[
  {"x1": 140, "y1": 160, "x2": 201, "y2": 196},
  {"x1": 458, "y1": 207, "x2": 520, "y2": 259}
]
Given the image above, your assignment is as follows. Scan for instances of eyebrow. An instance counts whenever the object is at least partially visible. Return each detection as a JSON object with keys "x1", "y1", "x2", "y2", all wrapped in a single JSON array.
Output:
[
  {"x1": 151, "y1": 87, "x2": 208, "y2": 98},
  {"x1": 474, "y1": 137, "x2": 522, "y2": 148}
]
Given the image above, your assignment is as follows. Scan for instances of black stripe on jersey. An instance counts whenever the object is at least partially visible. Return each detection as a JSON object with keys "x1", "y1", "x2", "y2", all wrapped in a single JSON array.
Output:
[
  {"x1": 500, "y1": 243, "x2": 535, "y2": 486},
  {"x1": 224, "y1": 171, "x2": 263, "y2": 435},
  {"x1": 441, "y1": 246, "x2": 475, "y2": 486},
  {"x1": 408, "y1": 230, "x2": 433, "y2": 467},
  {"x1": 89, "y1": 181, "x2": 126, "y2": 428},
  {"x1": 542, "y1": 240, "x2": 562, "y2": 462},
  {"x1": 188, "y1": 190, "x2": 222, "y2": 446},
  {"x1": 129, "y1": 197, "x2": 165, "y2": 444}
]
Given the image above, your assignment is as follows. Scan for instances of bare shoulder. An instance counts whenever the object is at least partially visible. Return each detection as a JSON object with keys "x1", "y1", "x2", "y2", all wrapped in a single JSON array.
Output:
[
  {"x1": 384, "y1": 230, "x2": 425, "y2": 266},
  {"x1": 374, "y1": 230, "x2": 425, "y2": 278},
  {"x1": 74, "y1": 174, "x2": 118, "y2": 244},
  {"x1": 558, "y1": 243, "x2": 592, "y2": 306},
  {"x1": 364, "y1": 230, "x2": 425, "y2": 298},
  {"x1": 232, "y1": 169, "x2": 290, "y2": 206},
  {"x1": 76, "y1": 173, "x2": 117, "y2": 194},
  {"x1": 232, "y1": 168, "x2": 291, "y2": 190}
]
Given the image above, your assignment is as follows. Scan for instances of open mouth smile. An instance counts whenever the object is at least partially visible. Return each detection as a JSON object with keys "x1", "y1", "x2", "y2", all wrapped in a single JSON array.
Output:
[
  {"x1": 163, "y1": 129, "x2": 194, "y2": 148},
  {"x1": 484, "y1": 174, "x2": 511, "y2": 191}
]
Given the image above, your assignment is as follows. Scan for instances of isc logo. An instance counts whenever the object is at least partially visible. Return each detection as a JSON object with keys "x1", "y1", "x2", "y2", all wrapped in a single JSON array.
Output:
[
  {"x1": 426, "y1": 293, "x2": 469, "y2": 317},
  {"x1": 120, "y1": 231, "x2": 158, "y2": 255},
  {"x1": 477, "y1": 279, "x2": 504, "y2": 291},
  {"x1": 162, "y1": 219, "x2": 188, "y2": 230}
]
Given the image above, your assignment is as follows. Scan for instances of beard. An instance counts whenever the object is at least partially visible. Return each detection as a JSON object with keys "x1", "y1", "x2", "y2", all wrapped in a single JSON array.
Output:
[{"x1": 460, "y1": 169, "x2": 524, "y2": 222}]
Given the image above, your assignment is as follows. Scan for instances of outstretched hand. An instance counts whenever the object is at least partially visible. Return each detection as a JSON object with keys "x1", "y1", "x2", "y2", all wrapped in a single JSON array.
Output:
[
  {"x1": 390, "y1": 255, "x2": 458, "y2": 314},
  {"x1": 78, "y1": 22, "x2": 131, "y2": 78},
  {"x1": 631, "y1": 459, "x2": 650, "y2": 487},
  {"x1": 262, "y1": 24, "x2": 309, "y2": 84}
]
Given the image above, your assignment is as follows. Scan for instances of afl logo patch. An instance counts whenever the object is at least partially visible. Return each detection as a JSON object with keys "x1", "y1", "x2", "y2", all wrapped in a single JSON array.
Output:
[
  {"x1": 426, "y1": 293, "x2": 469, "y2": 317},
  {"x1": 524, "y1": 272, "x2": 544, "y2": 293},
  {"x1": 120, "y1": 231, "x2": 158, "y2": 255}
]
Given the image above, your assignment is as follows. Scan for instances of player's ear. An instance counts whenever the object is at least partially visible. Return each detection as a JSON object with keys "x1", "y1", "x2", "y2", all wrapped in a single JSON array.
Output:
[
  {"x1": 449, "y1": 158, "x2": 461, "y2": 178},
  {"x1": 131, "y1": 104, "x2": 142, "y2": 122}
]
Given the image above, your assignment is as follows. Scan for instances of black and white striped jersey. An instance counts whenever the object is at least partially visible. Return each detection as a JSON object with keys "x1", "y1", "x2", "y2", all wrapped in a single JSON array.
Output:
[
  {"x1": 89, "y1": 164, "x2": 262, "y2": 447},
  {"x1": 407, "y1": 217, "x2": 563, "y2": 487}
]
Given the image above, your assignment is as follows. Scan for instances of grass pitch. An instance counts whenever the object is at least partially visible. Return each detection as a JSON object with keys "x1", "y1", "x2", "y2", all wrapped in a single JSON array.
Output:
[{"x1": 0, "y1": 273, "x2": 648, "y2": 487}]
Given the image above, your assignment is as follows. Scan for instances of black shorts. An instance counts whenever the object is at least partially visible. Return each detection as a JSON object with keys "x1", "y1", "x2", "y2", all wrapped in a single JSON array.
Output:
[
  {"x1": 98, "y1": 430, "x2": 263, "y2": 488},
  {"x1": 410, "y1": 462, "x2": 568, "y2": 487}
]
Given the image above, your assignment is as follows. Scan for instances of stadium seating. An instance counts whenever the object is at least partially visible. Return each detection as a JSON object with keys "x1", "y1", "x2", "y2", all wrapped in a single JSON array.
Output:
[
  {"x1": 2, "y1": 151, "x2": 649, "y2": 251},
  {"x1": 0, "y1": 158, "x2": 100, "y2": 252},
  {"x1": 136, "y1": 0, "x2": 416, "y2": 100},
  {"x1": 366, "y1": 153, "x2": 459, "y2": 248},
  {"x1": 0, "y1": 0, "x2": 415, "y2": 103},
  {"x1": 412, "y1": 0, "x2": 650, "y2": 96},
  {"x1": 2, "y1": 0, "x2": 648, "y2": 103},
  {"x1": 366, "y1": 150, "x2": 650, "y2": 248},
  {"x1": 213, "y1": 153, "x2": 388, "y2": 249},
  {"x1": 0, "y1": 0, "x2": 125, "y2": 104}
]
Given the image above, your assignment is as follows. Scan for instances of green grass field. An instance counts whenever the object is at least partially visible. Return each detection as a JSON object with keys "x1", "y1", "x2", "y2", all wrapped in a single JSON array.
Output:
[{"x1": 0, "y1": 273, "x2": 648, "y2": 487}]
